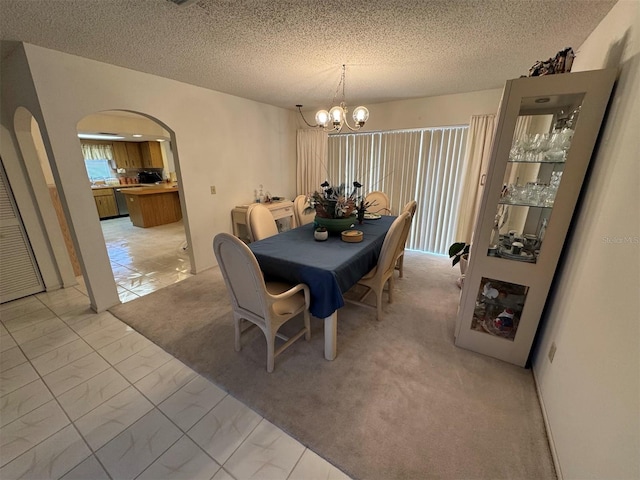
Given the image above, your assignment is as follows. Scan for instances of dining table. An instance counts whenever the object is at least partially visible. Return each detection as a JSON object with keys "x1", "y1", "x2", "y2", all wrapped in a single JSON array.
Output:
[{"x1": 249, "y1": 215, "x2": 395, "y2": 360}]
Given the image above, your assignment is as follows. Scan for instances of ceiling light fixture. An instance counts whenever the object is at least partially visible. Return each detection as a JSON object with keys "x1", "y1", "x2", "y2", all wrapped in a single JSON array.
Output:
[
  {"x1": 77, "y1": 133, "x2": 125, "y2": 140},
  {"x1": 296, "y1": 64, "x2": 369, "y2": 133}
]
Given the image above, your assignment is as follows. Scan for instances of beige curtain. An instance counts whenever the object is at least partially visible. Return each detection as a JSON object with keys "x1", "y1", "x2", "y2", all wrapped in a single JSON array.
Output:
[
  {"x1": 81, "y1": 143, "x2": 113, "y2": 160},
  {"x1": 454, "y1": 115, "x2": 496, "y2": 244},
  {"x1": 296, "y1": 129, "x2": 328, "y2": 195}
]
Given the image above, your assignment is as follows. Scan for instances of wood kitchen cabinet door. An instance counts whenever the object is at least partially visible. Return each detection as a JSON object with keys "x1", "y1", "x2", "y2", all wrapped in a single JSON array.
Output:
[
  {"x1": 140, "y1": 141, "x2": 164, "y2": 168},
  {"x1": 125, "y1": 142, "x2": 143, "y2": 168},
  {"x1": 93, "y1": 190, "x2": 118, "y2": 218},
  {"x1": 112, "y1": 142, "x2": 130, "y2": 169}
]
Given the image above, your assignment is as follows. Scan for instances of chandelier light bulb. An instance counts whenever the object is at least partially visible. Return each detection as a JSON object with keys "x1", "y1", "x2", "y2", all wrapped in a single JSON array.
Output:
[
  {"x1": 352, "y1": 106, "x2": 369, "y2": 126},
  {"x1": 315, "y1": 110, "x2": 331, "y2": 127},
  {"x1": 329, "y1": 106, "x2": 345, "y2": 125}
]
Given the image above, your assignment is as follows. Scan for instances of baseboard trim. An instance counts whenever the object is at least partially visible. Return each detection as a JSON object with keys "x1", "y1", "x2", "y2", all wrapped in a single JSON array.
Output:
[{"x1": 533, "y1": 369, "x2": 563, "y2": 480}]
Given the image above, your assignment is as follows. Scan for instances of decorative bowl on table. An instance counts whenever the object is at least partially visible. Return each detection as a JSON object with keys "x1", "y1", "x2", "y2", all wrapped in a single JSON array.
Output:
[
  {"x1": 341, "y1": 230, "x2": 364, "y2": 243},
  {"x1": 314, "y1": 214, "x2": 357, "y2": 234}
]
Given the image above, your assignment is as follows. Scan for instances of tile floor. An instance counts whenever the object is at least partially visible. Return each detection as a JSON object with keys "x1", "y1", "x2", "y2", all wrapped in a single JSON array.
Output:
[{"x1": 0, "y1": 219, "x2": 351, "y2": 479}]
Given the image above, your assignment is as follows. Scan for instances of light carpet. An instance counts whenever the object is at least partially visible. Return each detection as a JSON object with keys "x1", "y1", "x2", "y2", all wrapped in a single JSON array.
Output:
[{"x1": 109, "y1": 251, "x2": 555, "y2": 480}]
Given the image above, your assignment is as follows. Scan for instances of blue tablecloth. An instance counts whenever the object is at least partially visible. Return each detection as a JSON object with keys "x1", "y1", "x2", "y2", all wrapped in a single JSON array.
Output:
[{"x1": 249, "y1": 216, "x2": 395, "y2": 318}]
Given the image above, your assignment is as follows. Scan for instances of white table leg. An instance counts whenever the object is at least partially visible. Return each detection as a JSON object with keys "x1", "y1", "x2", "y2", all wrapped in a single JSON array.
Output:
[{"x1": 324, "y1": 312, "x2": 337, "y2": 360}]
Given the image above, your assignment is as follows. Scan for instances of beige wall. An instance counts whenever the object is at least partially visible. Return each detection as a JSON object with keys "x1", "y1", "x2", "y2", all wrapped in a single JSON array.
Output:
[
  {"x1": 532, "y1": 1, "x2": 640, "y2": 478},
  {"x1": 2, "y1": 43, "x2": 298, "y2": 311}
]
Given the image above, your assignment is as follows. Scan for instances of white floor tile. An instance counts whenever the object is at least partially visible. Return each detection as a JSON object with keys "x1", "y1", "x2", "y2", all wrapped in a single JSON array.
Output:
[
  {"x1": 0, "y1": 346, "x2": 27, "y2": 372},
  {"x1": 0, "y1": 296, "x2": 42, "y2": 315},
  {"x1": 0, "y1": 379, "x2": 53, "y2": 427},
  {"x1": 0, "y1": 400, "x2": 70, "y2": 467},
  {"x1": 19, "y1": 326, "x2": 80, "y2": 360},
  {"x1": 35, "y1": 287, "x2": 87, "y2": 308},
  {"x1": 56, "y1": 368, "x2": 130, "y2": 421},
  {"x1": 49, "y1": 296, "x2": 92, "y2": 316},
  {"x1": 159, "y1": 376, "x2": 227, "y2": 431},
  {"x1": 288, "y1": 449, "x2": 352, "y2": 480},
  {"x1": 82, "y1": 320, "x2": 135, "y2": 350},
  {"x1": 138, "y1": 435, "x2": 220, "y2": 480},
  {"x1": 0, "y1": 361, "x2": 39, "y2": 397},
  {"x1": 224, "y1": 419, "x2": 305, "y2": 480},
  {"x1": 68, "y1": 310, "x2": 122, "y2": 337},
  {"x1": 10, "y1": 317, "x2": 67, "y2": 345},
  {"x1": 188, "y1": 395, "x2": 262, "y2": 465},
  {"x1": 42, "y1": 352, "x2": 111, "y2": 396},
  {"x1": 97, "y1": 330, "x2": 153, "y2": 365},
  {"x1": 114, "y1": 343, "x2": 173, "y2": 383},
  {"x1": 60, "y1": 454, "x2": 110, "y2": 480},
  {"x1": 0, "y1": 334, "x2": 17, "y2": 353},
  {"x1": 0, "y1": 424, "x2": 91, "y2": 480},
  {"x1": 30, "y1": 338, "x2": 94, "y2": 376},
  {"x1": 96, "y1": 409, "x2": 182, "y2": 480},
  {"x1": 1, "y1": 307, "x2": 56, "y2": 334},
  {"x1": 74, "y1": 386, "x2": 153, "y2": 450},
  {"x1": 134, "y1": 357, "x2": 197, "y2": 405},
  {"x1": 212, "y1": 467, "x2": 236, "y2": 480}
]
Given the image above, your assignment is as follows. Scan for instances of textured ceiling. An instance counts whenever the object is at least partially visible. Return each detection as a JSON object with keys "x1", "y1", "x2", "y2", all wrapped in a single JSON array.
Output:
[{"x1": 0, "y1": 0, "x2": 616, "y2": 110}]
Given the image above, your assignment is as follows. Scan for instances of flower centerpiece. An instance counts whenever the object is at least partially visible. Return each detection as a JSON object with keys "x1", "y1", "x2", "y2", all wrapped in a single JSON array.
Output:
[{"x1": 304, "y1": 180, "x2": 362, "y2": 233}]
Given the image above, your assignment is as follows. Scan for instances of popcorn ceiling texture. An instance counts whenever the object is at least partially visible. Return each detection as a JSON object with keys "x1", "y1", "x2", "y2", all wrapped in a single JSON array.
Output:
[{"x1": 0, "y1": 0, "x2": 616, "y2": 109}]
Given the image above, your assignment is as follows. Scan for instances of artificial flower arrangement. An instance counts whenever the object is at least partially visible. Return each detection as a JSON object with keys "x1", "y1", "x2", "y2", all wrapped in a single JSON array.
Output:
[{"x1": 304, "y1": 180, "x2": 363, "y2": 219}]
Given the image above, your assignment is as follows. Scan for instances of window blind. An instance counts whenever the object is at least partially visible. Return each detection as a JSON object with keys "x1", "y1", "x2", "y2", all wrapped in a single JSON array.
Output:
[{"x1": 327, "y1": 126, "x2": 468, "y2": 255}]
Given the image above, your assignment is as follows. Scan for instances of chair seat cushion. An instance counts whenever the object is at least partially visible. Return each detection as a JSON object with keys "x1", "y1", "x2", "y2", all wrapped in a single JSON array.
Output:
[{"x1": 266, "y1": 282, "x2": 306, "y2": 315}]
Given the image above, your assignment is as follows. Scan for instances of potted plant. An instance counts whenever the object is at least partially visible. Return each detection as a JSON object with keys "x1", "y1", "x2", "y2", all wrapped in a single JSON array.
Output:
[{"x1": 448, "y1": 242, "x2": 470, "y2": 287}]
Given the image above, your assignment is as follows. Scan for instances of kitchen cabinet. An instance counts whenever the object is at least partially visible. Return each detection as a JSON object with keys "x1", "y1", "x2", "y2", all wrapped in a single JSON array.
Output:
[
  {"x1": 112, "y1": 141, "x2": 143, "y2": 169},
  {"x1": 454, "y1": 69, "x2": 616, "y2": 366},
  {"x1": 140, "y1": 141, "x2": 164, "y2": 168},
  {"x1": 92, "y1": 188, "x2": 118, "y2": 219}
]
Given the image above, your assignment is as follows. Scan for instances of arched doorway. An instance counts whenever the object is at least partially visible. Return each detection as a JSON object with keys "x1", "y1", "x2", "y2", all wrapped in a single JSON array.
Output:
[{"x1": 77, "y1": 110, "x2": 192, "y2": 303}]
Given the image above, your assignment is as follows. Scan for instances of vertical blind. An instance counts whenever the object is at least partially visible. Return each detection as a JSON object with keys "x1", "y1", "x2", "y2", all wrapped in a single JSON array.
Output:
[{"x1": 327, "y1": 127, "x2": 468, "y2": 255}]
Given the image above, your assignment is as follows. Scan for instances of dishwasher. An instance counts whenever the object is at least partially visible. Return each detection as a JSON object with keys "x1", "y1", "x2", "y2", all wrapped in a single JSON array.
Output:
[{"x1": 114, "y1": 188, "x2": 129, "y2": 216}]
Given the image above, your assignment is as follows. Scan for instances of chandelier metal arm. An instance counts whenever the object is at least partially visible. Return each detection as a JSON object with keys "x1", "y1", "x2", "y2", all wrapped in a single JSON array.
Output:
[{"x1": 296, "y1": 64, "x2": 369, "y2": 133}]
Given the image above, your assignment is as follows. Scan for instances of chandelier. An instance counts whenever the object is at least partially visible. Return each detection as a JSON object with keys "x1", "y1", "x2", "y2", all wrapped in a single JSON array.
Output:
[{"x1": 296, "y1": 64, "x2": 369, "y2": 133}]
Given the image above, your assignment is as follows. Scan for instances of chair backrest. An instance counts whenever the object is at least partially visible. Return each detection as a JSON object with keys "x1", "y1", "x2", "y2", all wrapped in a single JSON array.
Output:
[
  {"x1": 294, "y1": 194, "x2": 315, "y2": 226},
  {"x1": 377, "y1": 212, "x2": 411, "y2": 277},
  {"x1": 365, "y1": 191, "x2": 391, "y2": 214},
  {"x1": 213, "y1": 233, "x2": 267, "y2": 318},
  {"x1": 402, "y1": 200, "x2": 417, "y2": 218},
  {"x1": 247, "y1": 204, "x2": 279, "y2": 242}
]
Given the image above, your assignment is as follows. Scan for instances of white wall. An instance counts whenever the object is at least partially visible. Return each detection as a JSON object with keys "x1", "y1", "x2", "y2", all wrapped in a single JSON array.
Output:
[
  {"x1": 2, "y1": 43, "x2": 298, "y2": 311},
  {"x1": 532, "y1": 1, "x2": 640, "y2": 479}
]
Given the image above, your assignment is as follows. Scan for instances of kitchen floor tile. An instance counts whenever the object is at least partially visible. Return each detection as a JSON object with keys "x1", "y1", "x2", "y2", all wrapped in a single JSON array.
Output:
[
  {"x1": 114, "y1": 343, "x2": 173, "y2": 383},
  {"x1": 0, "y1": 361, "x2": 40, "y2": 397},
  {"x1": 223, "y1": 419, "x2": 305, "y2": 480},
  {"x1": 20, "y1": 325, "x2": 80, "y2": 360},
  {"x1": 0, "y1": 379, "x2": 53, "y2": 427},
  {"x1": 0, "y1": 400, "x2": 70, "y2": 467},
  {"x1": 1, "y1": 306, "x2": 57, "y2": 334},
  {"x1": 188, "y1": 395, "x2": 262, "y2": 465},
  {"x1": 97, "y1": 330, "x2": 153, "y2": 365},
  {"x1": 0, "y1": 346, "x2": 27, "y2": 372},
  {"x1": 56, "y1": 367, "x2": 130, "y2": 421},
  {"x1": 96, "y1": 408, "x2": 182, "y2": 480},
  {"x1": 42, "y1": 351, "x2": 111, "y2": 396},
  {"x1": 10, "y1": 317, "x2": 67, "y2": 345},
  {"x1": 159, "y1": 375, "x2": 227, "y2": 432},
  {"x1": 134, "y1": 357, "x2": 197, "y2": 405},
  {"x1": 0, "y1": 424, "x2": 91, "y2": 480},
  {"x1": 137, "y1": 435, "x2": 220, "y2": 480},
  {"x1": 30, "y1": 338, "x2": 94, "y2": 377},
  {"x1": 74, "y1": 386, "x2": 153, "y2": 451},
  {"x1": 288, "y1": 449, "x2": 352, "y2": 480},
  {"x1": 60, "y1": 454, "x2": 110, "y2": 480}
]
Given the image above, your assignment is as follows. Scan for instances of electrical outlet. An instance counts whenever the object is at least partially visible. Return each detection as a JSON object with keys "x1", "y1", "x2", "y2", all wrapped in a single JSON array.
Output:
[
  {"x1": 548, "y1": 342, "x2": 557, "y2": 363},
  {"x1": 210, "y1": 186, "x2": 216, "y2": 195}
]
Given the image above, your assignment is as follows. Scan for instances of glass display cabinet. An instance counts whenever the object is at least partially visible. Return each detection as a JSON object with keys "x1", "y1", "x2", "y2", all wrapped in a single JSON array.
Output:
[{"x1": 454, "y1": 69, "x2": 616, "y2": 366}]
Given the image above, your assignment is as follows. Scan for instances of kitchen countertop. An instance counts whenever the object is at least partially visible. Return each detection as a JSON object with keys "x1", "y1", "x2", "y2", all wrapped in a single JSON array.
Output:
[
  {"x1": 121, "y1": 184, "x2": 179, "y2": 195},
  {"x1": 91, "y1": 183, "x2": 177, "y2": 191}
]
